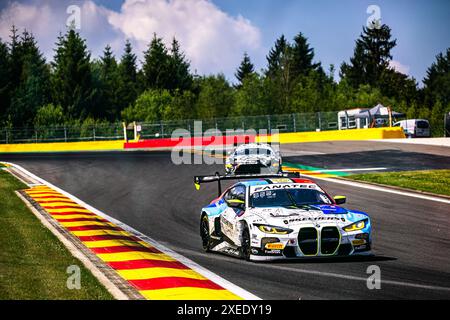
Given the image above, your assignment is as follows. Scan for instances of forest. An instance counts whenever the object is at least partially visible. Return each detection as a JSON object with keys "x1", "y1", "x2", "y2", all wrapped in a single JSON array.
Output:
[{"x1": 0, "y1": 22, "x2": 449, "y2": 136}]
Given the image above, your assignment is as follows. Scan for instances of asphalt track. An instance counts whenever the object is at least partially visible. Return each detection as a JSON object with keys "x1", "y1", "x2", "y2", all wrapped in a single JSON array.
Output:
[{"x1": 2, "y1": 141, "x2": 450, "y2": 299}]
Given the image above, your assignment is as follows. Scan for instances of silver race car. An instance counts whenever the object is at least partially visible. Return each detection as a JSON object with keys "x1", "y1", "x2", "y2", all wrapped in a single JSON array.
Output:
[{"x1": 225, "y1": 143, "x2": 282, "y2": 175}]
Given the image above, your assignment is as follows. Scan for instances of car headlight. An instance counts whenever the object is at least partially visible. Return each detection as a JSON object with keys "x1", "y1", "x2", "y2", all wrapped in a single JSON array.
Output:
[
  {"x1": 343, "y1": 219, "x2": 367, "y2": 232},
  {"x1": 254, "y1": 224, "x2": 293, "y2": 235}
]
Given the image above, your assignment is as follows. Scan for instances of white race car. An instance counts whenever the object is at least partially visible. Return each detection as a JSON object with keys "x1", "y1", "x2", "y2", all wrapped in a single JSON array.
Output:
[
  {"x1": 225, "y1": 143, "x2": 282, "y2": 175},
  {"x1": 195, "y1": 173, "x2": 372, "y2": 261}
]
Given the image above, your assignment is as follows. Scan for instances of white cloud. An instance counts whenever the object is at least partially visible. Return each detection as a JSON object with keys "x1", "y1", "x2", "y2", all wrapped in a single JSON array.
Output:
[
  {"x1": 389, "y1": 60, "x2": 410, "y2": 75},
  {"x1": 0, "y1": 0, "x2": 262, "y2": 78}
]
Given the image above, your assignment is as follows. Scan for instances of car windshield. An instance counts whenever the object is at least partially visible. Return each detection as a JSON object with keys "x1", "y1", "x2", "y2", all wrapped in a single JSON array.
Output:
[
  {"x1": 236, "y1": 148, "x2": 272, "y2": 156},
  {"x1": 250, "y1": 188, "x2": 333, "y2": 208}
]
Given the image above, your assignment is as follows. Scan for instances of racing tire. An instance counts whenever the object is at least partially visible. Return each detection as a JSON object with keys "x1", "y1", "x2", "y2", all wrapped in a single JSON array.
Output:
[
  {"x1": 241, "y1": 224, "x2": 252, "y2": 261},
  {"x1": 200, "y1": 214, "x2": 211, "y2": 252}
]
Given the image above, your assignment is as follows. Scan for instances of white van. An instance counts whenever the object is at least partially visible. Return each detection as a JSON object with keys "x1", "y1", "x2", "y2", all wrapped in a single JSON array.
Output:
[{"x1": 393, "y1": 119, "x2": 431, "y2": 138}]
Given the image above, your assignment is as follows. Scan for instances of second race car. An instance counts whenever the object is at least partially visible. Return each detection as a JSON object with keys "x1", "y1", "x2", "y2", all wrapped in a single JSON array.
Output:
[{"x1": 225, "y1": 143, "x2": 282, "y2": 175}]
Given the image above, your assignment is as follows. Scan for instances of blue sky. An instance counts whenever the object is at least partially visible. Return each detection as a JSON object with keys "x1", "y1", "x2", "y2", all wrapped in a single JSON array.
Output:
[{"x1": 0, "y1": 0, "x2": 449, "y2": 85}]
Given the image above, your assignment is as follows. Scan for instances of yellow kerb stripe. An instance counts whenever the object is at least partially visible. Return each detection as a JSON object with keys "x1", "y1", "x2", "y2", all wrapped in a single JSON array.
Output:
[
  {"x1": 41, "y1": 202, "x2": 84, "y2": 208},
  {"x1": 51, "y1": 214, "x2": 97, "y2": 220},
  {"x1": 117, "y1": 268, "x2": 207, "y2": 281},
  {"x1": 71, "y1": 229, "x2": 131, "y2": 237},
  {"x1": 46, "y1": 208, "x2": 92, "y2": 214},
  {"x1": 97, "y1": 251, "x2": 176, "y2": 262},
  {"x1": 82, "y1": 240, "x2": 150, "y2": 248},
  {"x1": 139, "y1": 287, "x2": 241, "y2": 300},
  {"x1": 59, "y1": 221, "x2": 114, "y2": 227},
  {"x1": 26, "y1": 192, "x2": 64, "y2": 197},
  {"x1": 33, "y1": 197, "x2": 74, "y2": 202}
]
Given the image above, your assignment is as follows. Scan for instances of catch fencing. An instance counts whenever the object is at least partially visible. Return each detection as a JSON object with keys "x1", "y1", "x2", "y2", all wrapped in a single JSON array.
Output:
[{"x1": 0, "y1": 112, "x2": 339, "y2": 144}]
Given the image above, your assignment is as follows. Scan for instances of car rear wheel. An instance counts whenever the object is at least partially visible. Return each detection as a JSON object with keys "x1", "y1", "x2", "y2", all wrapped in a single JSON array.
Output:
[
  {"x1": 241, "y1": 224, "x2": 251, "y2": 261},
  {"x1": 200, "y1": 215, "x2": 211, "y2": 252}
]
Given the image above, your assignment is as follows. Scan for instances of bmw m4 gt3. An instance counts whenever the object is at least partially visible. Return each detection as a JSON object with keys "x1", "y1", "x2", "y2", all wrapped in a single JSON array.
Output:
[
  {"x1": 196, "y1": 175, "x2": 372, "y2": 261},
  {"x1": 225, "y1": 143, "x2": 282, "y2": 175}
]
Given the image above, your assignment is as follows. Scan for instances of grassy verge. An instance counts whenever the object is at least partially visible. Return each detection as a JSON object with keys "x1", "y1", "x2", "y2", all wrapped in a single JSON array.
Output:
[
  {"x1": 348, "y1": 170, "x2": 450, "y2": 197},
  {"x1": 0, "y1": 170, "x2": 113, "y2": 300}
]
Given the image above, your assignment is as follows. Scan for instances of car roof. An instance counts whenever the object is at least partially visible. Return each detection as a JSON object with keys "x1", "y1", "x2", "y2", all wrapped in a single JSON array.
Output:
[
  {"x1": 237, "y1": 177, "x2": 316, "y2": 188},
  {"x1": 235, "y1": 143, "x2": 273, "y2": 151}
]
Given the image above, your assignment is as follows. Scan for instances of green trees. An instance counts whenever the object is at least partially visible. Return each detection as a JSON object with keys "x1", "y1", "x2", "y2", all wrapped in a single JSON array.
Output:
[
  {"x1": 96, "y1": 45, "x2": 120, "y2": 120},
  {"x1": 235, "y1": 53, "x2": 255, "y2": 87},
  {"x1": 116, "y1": 40, "x2": 138, "y2": 112},
  {"x1": 6, "y1": 29, "x2": 51, "y2": 127},
  {"x1": 423, "y1": 48, "x2": 450, "y2": 107},
  {"x1": 0, "y1": 22, "x2": 447, "y2": 137},
  {"x1": 52, "y1": 29, "x2": 94, "y2": 120},
  {"x1": 340, "y1": 23, "x2": 418, "y2": 104},
  {"x1": 0, "y1": 39, "x2": 10, "y2": 123},
  {"x1": 195, "y1": 74, "x2": 235, "y2": 119},
  {"x1": 142, "y1": 35, "x2": 171, "y2": 90},
  {"x1": 266, "y1": 35, "x2": 287, "y2": 78},
  {"x1": 341, "y1": 23, "x2": 396, "y2": 88},
  {"x1": 142, "y1": 35, "x2": 193, "y2": 92},
  {"x1": 34, "y1": 104, "x2": 65, "y2": 127}
]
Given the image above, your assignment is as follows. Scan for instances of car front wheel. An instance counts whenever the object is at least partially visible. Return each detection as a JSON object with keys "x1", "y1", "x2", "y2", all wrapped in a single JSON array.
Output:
[
  {"x1": 241, "y1": 224, "x2": 251, "y2": 261},
  {"x1": 200, "y1": 215, "x2": 211, "y2": 252}
]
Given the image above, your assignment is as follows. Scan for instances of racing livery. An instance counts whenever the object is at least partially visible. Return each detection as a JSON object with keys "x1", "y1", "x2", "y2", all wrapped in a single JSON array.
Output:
[
  {"x1": 196, "y1": 175, "x2": 372, "y2": 261},
  {"x1": 225, "y1": 143, "x2": 282, "y2": 175}
]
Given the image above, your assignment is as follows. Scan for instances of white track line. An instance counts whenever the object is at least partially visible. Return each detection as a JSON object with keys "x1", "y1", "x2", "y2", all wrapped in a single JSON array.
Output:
[
  {"x1": 3, "y1": 162, "x2": 260, "y2": 300},
  {"x1": 259, "y1": 264, "x2": 450, "y2": 292},
  {"x1": 317, "y1": 168, "x2": 387, "y2": 172},
  {"x1": 303, "y1": 174, "x2": 450, "y2": 204}
]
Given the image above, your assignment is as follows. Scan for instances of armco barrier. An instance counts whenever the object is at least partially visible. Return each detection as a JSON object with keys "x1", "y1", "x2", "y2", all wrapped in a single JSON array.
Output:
[
  {"x1": 0, "y1": 140, "x2": 124, "y2": 153},
  {"x1": 256, "y1": 127, "x2": 405, "y2": 144},
  {"x1": 0, "y1": 128, "x2": 405, "y2": 153},
  {"x1": 124, "y1": 135, "x2": 256, "y2": 149}
]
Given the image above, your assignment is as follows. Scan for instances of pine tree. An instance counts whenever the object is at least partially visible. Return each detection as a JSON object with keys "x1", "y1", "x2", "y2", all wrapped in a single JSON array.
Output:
[
  {"x1": 423, "y1": 48, "x2": 450, "y2": 107},
  {"x1": 168, "y1": 38, "x2": 193, "y2": 91},
  {"x1": 0, "y1": 39, "x2": 9, "y2": 123},
  {"x1": 52, "y1": 29, "x2": 94, "y2": 119},
  {"x1": 7, "y1": 29, "x2": 51, "y2": 127},
  {"x1": 117, "y1": 40, "x2": 138, "y2": 112},
  {"x1": 340, "y1": 23, "x2": 397, "y2": 88},
  {"x1": 142, "y1": 34, "x2": 171, "y2": 90},
  {"x1": 8, "y1": 26, "x2": 21, "y2": 90},
  {"x1": 235, "y1": 52, "x2": 255, "y2": 87},
  {"x1": 98, "y1": 45, "x2": 119, "y2": 120},
  {"x1": 266, "y1": 35, "x2": 287, "y2": 77},
  {"x1": 340, "y1": 40, "x2": 367, "y2": 87},
  {"x1": 290, "y1": 32, "x2": 320, "y2": 80}
]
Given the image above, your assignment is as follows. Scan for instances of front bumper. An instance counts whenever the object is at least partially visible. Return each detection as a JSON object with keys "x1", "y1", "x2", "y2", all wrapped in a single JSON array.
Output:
[
  {"x1": 249, "y1": 227, "x2": 372, "y2": 261},
  {"x1": 226, "y1": 162, "x2": 280, "y2": 174}
]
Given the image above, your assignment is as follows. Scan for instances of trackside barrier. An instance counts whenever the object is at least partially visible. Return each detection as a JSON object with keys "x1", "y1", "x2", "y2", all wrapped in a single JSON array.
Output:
[
  {"x1": 124, "y1": 135, "x2": 256, "y2": 149},
  {"x1": 0, "y1": 140, "x2": 124, "y2": 153},
  {"x1": 256, "y1": 127, "x2": 405, "y2": 144},
  {"x1": 0, "y1": 128, "x2": 405, "y2": 153}
]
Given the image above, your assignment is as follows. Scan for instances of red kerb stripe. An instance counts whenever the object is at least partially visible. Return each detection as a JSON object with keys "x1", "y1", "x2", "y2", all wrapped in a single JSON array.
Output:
[
  {"x1": 108, "y1": 259, "x2": 189, "y2": 270},
  {"x1": 56, "y1": 217, "x2": 108, "y2": 223},
  {"x1": 78, "y1": 234, "x2": 139, "y2": 242},
  {"x1": 91, "y1": 246, "x2": 161, "y2": 254},
  {"x1": 129, "y1": 277, "x2": 224, "y2": 291},
  {"x1": 67, "y1": 225, "x2": 121, "y2": 231}
]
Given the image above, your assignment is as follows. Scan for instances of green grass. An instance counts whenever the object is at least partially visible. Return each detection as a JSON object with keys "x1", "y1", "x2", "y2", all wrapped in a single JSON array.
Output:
[
  {"x1": 0, "y1": 170, "x2": 113, "y2": 300},
  {"x1": 348, "y1": 170, "x2": 450, "y2": 197}
]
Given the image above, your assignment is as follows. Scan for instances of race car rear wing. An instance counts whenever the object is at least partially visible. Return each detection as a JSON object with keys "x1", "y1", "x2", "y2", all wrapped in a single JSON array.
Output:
[{"x1": 194, "y1": 172, "x2": 300, "y2": 196}]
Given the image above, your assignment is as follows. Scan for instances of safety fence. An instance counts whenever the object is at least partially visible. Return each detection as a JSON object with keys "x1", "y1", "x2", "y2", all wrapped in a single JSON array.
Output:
[{"x1": 0, "y1": 112, "x2": 339, "y2": 144}]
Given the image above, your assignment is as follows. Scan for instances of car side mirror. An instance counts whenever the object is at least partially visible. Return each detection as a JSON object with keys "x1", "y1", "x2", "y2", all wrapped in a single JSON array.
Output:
[
  {"x1": 334, "y1": 196, "x2": 346, "y2": 205},
  {"x1": 227, "y1": 199, "x2": 245, "y2": 209}
]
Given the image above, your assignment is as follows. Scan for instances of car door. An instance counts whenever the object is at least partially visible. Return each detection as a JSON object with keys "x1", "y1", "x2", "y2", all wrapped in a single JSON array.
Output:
[{"x1": 221, "y1": 185, "x2": 246, "y2": 244}]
